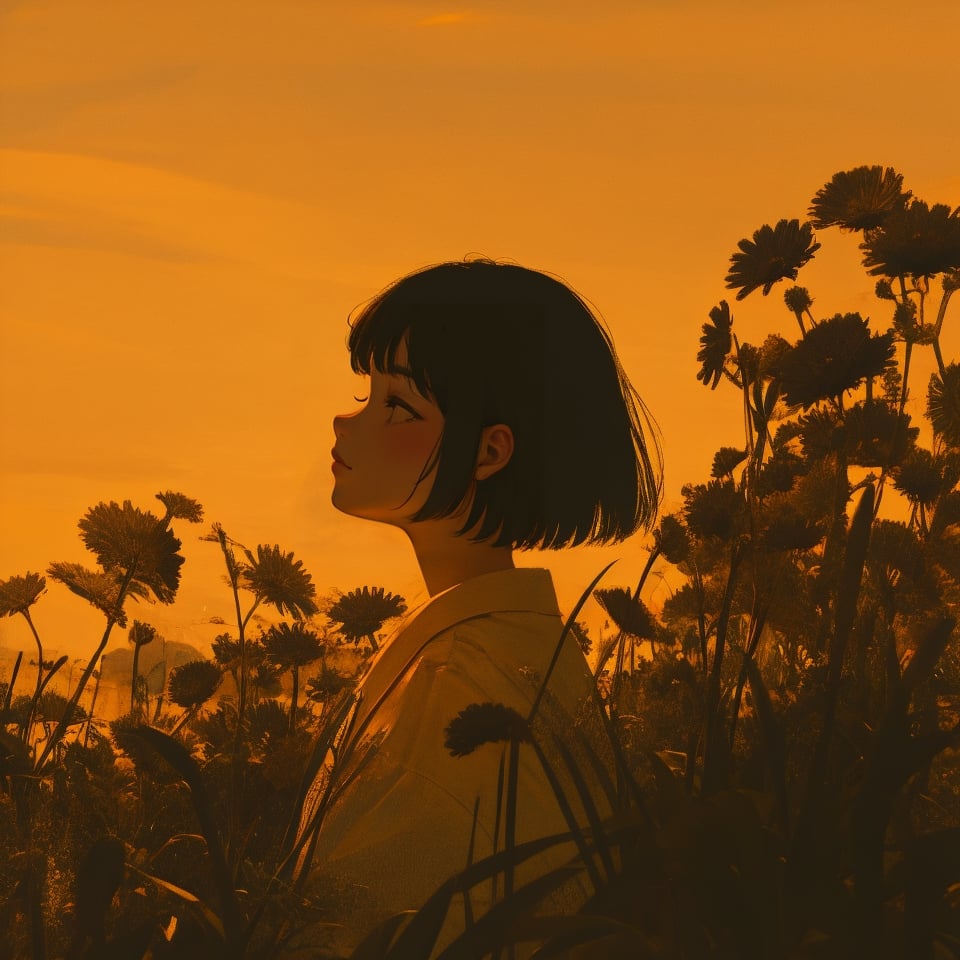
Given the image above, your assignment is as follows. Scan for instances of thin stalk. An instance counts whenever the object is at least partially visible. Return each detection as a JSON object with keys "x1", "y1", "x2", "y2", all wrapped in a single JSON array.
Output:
[
  {"x1": 2, "y1": 651, "x2": 20, "y2": 713},
  {"x1": 130, "y1": 642, "x2": 142, "y2": 716},
  {"x1": 170, "y1": 704, "x2": 199, "y2": 737},
  {"x1": 702, "y1": 540, "x2": 745, "y2": 793},
  {"x1": 503, "y1": 736, "x2": 520, "y2": 908},
  {"x1": 83, "y1": 669, "x2": 102, "y2": 748},
  {"x1": 530, "y1": 560, "x2": 617, "y2": 723},
  {"x1": 897, "y1": 277, "x2": 914, "y2": 421},
  {"x1": 21, "y1": 609, "x2": 43, "y2": 703},
  {"x1": 19, "y1": 609, "x2": 44, "y2": 746},
  {"x1": 463, "y1": 797, "x2": 480, "y2": 929},
  {"x1": 728, "y1": 591, "x2": 773, "y2": 748},
  {"x1": 694, "y1": 567, "x2": 708, "y2": 674},
  {"x1": 35, "y1": 566, "x2": 135, "y2": 770},
  {"x1": 492, "y1": 748, "x2": 505, "y2": 906},
  {"x1": 932, "y1": 339, "x2": 947, "y2": 380},
  {"x1": 933, "y1": 285, "x2": 955, "y2": 340}
]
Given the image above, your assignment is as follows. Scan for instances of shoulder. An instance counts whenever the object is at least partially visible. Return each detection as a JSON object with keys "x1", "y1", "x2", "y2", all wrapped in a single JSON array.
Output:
[{"x1": 415, "y1": 611, "x2": 595, "y2": 717}]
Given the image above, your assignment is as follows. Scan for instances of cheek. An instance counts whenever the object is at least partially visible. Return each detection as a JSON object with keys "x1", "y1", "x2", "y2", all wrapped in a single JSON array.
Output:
[{"x1": 382, "y1": 426, "x2": 439, "y2": 467}]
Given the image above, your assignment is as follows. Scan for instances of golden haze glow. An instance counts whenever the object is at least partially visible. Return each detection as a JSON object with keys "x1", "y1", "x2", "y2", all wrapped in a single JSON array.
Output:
[{"x1": 1, "y1": 0, "x2": 959, "y2": 664}]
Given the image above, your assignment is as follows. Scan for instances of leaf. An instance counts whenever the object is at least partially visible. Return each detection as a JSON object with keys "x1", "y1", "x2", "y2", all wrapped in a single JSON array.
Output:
[
  {"x1": 744, "y1": 659, "x2": 788, "y2": 832},
  {"x1": 349, "y1": 911, "x2": 415, "y2": 960},
  {"x1": 433, "y1": 865, "x2": 584, "y2": 960},
  {"x1": 525, "y1": 914, "x2": 661, "y2": 959},
  {"x1": 125, "y1": 725, "x2": 242, "y2": 947},
  {"x1": 384, "y1": 833, "x2": 579, "y2": 960},
  {"x1": 528, "y1": 559, "x2": 618, "y2": 722},
  {"x1": 127, "y1": 863, "x2": 225, "y2": 941}
]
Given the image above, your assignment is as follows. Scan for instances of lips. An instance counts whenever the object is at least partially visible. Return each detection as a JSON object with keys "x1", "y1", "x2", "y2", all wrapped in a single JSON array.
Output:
[{"x1": 331, "y1": 447, "x2": 351, "y2": 468}]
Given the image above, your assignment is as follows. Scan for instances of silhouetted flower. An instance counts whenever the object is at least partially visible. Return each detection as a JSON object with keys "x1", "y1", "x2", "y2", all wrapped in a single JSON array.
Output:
[
  {"x1": 211, "y1": 633, "x2": 241, "y2": 666},
  {"x1": 661, "y1": 582, "x2": 705, "y2": 625},
  {"x1": 725, "y1": 219, "x2": 820, "y2": 300},
  {"x1": 444, "y1": 702, "x2": 531, "y2": 757},
  {"x1": 861, "y1": 201, "x2": 960, "y2": 279},
  {"x1": 306, "y1": 667, "x2": 356, "y2": 703},
  {"x1": 756, "y1": 450, "x2": 805, "y2": 497},
  {"x1": 247, "y1": 698, "x2": 289, "y2": 741},
  {"x1": 893, "y1": 449, "x2": 945, "y2": 508},
  {"x1": 778, "y1": 313, "x2": 895, "y2": 408},
  {"x1": 891, "y1": 300, "x2": 927, "y2": 344},
  {"x1": 808, "y1": 166, "x2": 910, "y2": 231},
  {"x1": 594, "y1": 587, "x2": 656, "y2": 639},
  {"x1": 128, "y1": 621, "x2": 156, "y2": 648},
  {"x1": 783, "y1": 285, "x2": 813, "y2": 317},
  {"x1": 35, "y1": 690, "x2": 86, "y2": 724},
  {"x1": 263, "y1": 622, "x2": 324, "y2": 671},
  {"x1": 0, "y1": 572, "x2": 46, "y2": 617},
  {"x1": 711, "y1": 446, "x2": 748, "y2": 479},
  {"x1": 251, "y1": 662, "x2": 283, "y2": 700},
  {"x1": 241, "y1": 545, "x2": 319, "y2": 620},
  {"x1": 326, "y1": 585, "x2": 407, "y2": 653},
  {"x1": 875, "y1": 279, "x2": 895, "y2": 300},
  {"x1": 736, "y1": 343, "x2": 761, "y2": 385},
  {"x1": 682, "y1": 479, "x2": 745, "y2": 541},
  {"x1": 760, "y1": 505, "x2": 825, "y2": 552},
  {"x1": 797, "y1": 408, "x2": 845, "y2": 461},
  {"x1": 264, "y1": 622, "x2": 325, "y2": 725},
  {"x1": 697, "y1": 301, "x2": 732, "y2": 388},
  {"x1": 79, "y1": 500, "x2": 184, "y2": 604},
  {"x1": 168, "y1": 659, "x2": 221, "y2": 710},
  {"x1": 656, "y1": 514, "x2": 690, "y2": 564},
  {"x1": 155, "y1": 491, "x2": 204, "y2": 525},
  {"x1": 845, "y1": 401, "x2": 918, "y2": 468},
  {"x1": 758, "y1": 334, "x2": 792, "y2": 382},
  {"x1": 791, "y1": 458, "x2": 845, "y2": 523},
  {"x1": 47, "y1": 562, "x2": 147, "y2": 628},
  {"x1": 928, "y1": 364, "x2": 960, "y2": 446},
  {"x1": 866, "y1": 520, "x2": 926, "y2": 601}
]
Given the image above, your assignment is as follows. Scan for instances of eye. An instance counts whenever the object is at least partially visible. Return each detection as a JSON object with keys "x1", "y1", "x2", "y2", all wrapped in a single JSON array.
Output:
[{"x1": 385, "y1": 396, "x2": 421, "y2": 422}]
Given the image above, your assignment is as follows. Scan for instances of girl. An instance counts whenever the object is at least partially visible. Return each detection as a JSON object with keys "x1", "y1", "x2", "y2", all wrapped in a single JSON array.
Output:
[{"x1": 289, "y1": 258, "x2": 661, "y2": 957}]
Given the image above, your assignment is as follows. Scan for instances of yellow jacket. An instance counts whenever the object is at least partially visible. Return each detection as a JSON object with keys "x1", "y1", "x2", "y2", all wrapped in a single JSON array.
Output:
[{"x1": 289, "y1": 567, "x2": 611, "y2": 958}]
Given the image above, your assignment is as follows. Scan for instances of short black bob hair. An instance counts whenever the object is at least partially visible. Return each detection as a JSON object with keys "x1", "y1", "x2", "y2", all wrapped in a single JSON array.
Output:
[{"x1": 346, "y1": 258, "x2": 663, "y2": 551}]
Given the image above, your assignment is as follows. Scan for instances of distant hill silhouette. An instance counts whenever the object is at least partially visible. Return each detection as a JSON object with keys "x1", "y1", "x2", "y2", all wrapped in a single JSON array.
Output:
[
  {"x1": 0, "y1": 639, "x2": 208, "y2": 720},
  {"x1": 100, "y1": 639, "x2": 207, "y2": 693}
]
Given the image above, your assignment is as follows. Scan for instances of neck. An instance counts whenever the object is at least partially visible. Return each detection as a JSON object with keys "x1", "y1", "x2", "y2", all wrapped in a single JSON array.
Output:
[{"x1": 404, "y1": 516, "x2": 515, "y2": 597}]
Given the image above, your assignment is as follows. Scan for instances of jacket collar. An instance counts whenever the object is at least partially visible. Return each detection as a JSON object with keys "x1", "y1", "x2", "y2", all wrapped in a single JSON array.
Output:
[{"x1": 349, "y1": 566, "x2": 560, "y2": 741}]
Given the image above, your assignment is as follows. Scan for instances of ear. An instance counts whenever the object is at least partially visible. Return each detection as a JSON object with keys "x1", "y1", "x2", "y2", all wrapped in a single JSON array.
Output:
[{"x1": 474, "y1": 424, "x2": 514, "y2": 481}]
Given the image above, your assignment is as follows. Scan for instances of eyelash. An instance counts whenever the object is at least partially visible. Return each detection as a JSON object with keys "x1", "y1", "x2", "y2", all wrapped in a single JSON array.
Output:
[{"x1": 353, "y1": 395, "x2": 420, "y2": 421}]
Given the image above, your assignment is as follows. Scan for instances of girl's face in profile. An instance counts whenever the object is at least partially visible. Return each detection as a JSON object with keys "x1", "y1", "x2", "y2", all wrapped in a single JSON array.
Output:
[{"x1": 331, "y1": 338, "x2": 444, "y2": 529}]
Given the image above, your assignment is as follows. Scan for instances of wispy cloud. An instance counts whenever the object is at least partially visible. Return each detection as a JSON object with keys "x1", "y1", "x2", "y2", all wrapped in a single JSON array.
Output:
[
  {"x1": 418, "y1": 11, "x2": 478, "y2": 26},
  {"x1": 0, "y1": 211, "x2": 213, "y2": 263}
]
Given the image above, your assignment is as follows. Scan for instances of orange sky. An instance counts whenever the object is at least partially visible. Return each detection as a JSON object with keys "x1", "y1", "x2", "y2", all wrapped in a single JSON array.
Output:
[{"x1": 2, "y1": 0, "x2": 959, "y2": 662}]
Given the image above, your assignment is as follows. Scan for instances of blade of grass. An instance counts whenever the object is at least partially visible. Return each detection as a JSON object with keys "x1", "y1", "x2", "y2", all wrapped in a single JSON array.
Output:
[
  {"x1": 127, "y1": 724, "x2": 242, "y2": 954},
  {"x1": 528, "y1": 561, "x2": 618, "y2": 724}
]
